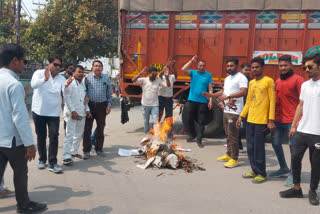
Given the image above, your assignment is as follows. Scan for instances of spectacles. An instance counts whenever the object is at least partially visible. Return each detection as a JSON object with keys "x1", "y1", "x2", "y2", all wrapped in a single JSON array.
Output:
[
  {"x1": 53, "y1": 63, "x2": 62, "y2": 68},
  {"x1": 303, "y1": 65, "x2": 313, "y2": 71}
]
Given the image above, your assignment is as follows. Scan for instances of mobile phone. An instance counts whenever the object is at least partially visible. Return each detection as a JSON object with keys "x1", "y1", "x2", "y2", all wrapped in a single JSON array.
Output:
[{"x1": 263, "y1": 127, "x2": 270, "y2": 135}]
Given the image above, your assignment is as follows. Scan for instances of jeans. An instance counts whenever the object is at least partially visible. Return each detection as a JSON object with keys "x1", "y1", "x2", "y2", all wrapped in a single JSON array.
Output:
[
  {"x1": 0, "y1": 139, "x2": 29, "y2": 204},
  {"x1": 32, "y1": 112, "x2": 60, "y2": 165},
  {"x1": 271, "y1": 122, "x2": 294, "y2": 169},
  {"x1": 158, "y1": 96, "x2": 173, "y2": 121},
  {"x1": 141, "y1": 105, "x2": 159, "y2": 134},
  {"x1": 223, "y1": 113, "x2": 240, "y2": 160},
  {"x1": 238, "y1": 118, "x2": 247, "y2": 150},
  {"x1": 292, "y1": 132, "x2": 320, "y2": 191},
  {"x1": 83, "y1": 102, "x2": 107, "y2": 153},
  {"x1": 183, "y1": 101, "x2": 209, "y2": 140},
  {"x1": 246, "y1": 122, "x2": 267, "y2": 177},
  {"x1": 90, "y1": 128, "x2": 97, "y2": 146},
  {"x1": 63, "y1": 117, "x2": 86, "y2": 160}
]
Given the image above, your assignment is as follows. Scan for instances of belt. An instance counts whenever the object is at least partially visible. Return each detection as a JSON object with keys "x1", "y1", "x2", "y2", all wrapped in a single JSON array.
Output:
[{"x1": 89, "y1": 101, "x2": 107, "y2": 105}]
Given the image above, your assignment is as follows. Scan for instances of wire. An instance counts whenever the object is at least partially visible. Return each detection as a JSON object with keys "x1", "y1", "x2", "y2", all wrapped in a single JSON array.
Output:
[{"x1": 21, "y1": 0, "x2": 33, "y2": 18}]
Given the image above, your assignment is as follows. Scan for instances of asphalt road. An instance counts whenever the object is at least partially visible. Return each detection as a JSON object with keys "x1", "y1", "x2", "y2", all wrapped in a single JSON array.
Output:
[{"x1": 1, "y1": 101, "x2": 319, "y2": 214}]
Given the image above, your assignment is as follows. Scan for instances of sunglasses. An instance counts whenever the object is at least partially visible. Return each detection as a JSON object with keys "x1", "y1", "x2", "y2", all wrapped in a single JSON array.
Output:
[
  {"x1": 302, "y1": 65, "x2": 313, "y2": 71},
  {"x1": 53, "y1": 63, "x2": 62, "y2": 68}
]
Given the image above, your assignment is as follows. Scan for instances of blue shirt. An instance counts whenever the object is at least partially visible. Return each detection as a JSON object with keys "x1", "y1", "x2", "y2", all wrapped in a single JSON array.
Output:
[
  {"x1": 188, "y1": 70, "x2": 213, "y2": 103},
  {"x1": 85, "y1": 72, "x2": 113, "y2": 106},
  {"x1": 0, "y1": 68, "x2": 34, "y2": 148}
]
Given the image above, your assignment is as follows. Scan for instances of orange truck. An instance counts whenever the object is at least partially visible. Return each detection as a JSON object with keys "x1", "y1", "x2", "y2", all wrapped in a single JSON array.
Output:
[{"x1": 119, "y1": 0, "x2": 320, "y2": 136}]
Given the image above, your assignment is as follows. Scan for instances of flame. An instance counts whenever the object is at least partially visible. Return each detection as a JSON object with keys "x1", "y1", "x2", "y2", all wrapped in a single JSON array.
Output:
[{"x1": 147, "y1": 116, "x2": 178, "y2": 143}]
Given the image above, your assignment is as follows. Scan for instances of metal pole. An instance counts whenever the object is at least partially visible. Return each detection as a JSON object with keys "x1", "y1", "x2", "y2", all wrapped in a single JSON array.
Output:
[{"x1": 16, "y1": 0, "x2": 21, "y2": 45}]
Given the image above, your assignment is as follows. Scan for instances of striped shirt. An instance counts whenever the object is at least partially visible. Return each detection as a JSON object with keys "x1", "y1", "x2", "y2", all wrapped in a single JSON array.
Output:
[{"x1": 85, "y1": 72, "x2": 113, "y2": 106}]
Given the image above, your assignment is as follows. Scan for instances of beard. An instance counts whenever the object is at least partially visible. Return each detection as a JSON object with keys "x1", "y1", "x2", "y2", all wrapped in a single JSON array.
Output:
[{"x1": 280, "y1": 69, "x2": 294, "y2": 80}]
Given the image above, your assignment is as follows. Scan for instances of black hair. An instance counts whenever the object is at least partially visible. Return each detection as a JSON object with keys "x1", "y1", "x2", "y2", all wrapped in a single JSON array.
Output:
[
  {"x1": 149, "y1": 66, "x2": 157, "y2": 72},
  {"x1": 64, "y1": 63, "x2": 73, "y2": 70},
  {"x1": 303, "y1": 53, "x2": 320, "y2": 66},
  {"x1": 279, "y1": 55, "x2": 292, "y2": 63},
  {"x1": 73, "y1": 65, "x2": 84, "y2": 72},
  {"x1": 48, "y1": 56, "x2": 62, "y2": 64},
  {"x1": 226, "y1": 58, "x2": 239, "y2": 66},
  {"x1": 241, "y1": 63, "x2": 250, "y2": 69},
  {"x1": 0, "y1": 43, "x2": 25, "y2": 67},
  {"x1": 199, "y1": 59, "x2": 206, "y2": 64},
  {"x1": 251, "y1": 57, "x2": 265, "y2": 67},
  {"x1": 92, "y1": 60, "x2": 103, "y2": 68}
]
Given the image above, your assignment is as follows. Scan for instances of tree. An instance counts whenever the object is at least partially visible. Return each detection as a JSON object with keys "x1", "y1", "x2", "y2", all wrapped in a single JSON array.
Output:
[
  {"x1": 22, "y1": 0, "x2": 118, "y2": 63},
  {"x1": 0, "y1": 0, "x2": 31, "y2": 44}
]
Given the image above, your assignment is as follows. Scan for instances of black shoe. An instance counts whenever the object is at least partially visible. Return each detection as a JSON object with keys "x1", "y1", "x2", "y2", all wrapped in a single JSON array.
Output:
[
  {"x1": 17, "y1": 201, "x2": 47, "y2": 214},
  {"x1": 309, "y1": 190, "x2": 319, "y2": 206},
  {"x1": 63, "y1": 158, "x2": 73, "y2": 165},
  {"x1": 186, "y1": 135, "x2": 196, "y2": 142},
  {"x1": 280, "y1": 188, "x2": 303, "y2": 198},
  {"x1": 196, "y1": 138, "x2": 204, "y2": 148}
]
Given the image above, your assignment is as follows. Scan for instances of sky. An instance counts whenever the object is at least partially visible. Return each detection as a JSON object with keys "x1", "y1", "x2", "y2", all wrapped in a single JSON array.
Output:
[{"x1": 21, "y1": 0, "x2": 46, "y2": 20}]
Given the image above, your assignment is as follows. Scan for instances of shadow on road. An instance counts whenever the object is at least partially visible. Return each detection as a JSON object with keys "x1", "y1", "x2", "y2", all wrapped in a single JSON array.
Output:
[{"x1": 45, "y1": 206, "x2": 112, "y2": 214}]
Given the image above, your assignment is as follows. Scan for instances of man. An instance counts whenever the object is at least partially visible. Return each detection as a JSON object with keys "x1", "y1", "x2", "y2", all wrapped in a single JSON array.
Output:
[
  {"x1": 203, "y1": 58, "x2": 248, "y2": 167},
  {"x1": 181, "y1": 56, "x2": 213, "y2": 148},
  {"x1": 236, "y1": 57, "x2": 276, "y2": 183},
  {"x1": 63, "y1": 65, "x2": 91, "y2": 165},
  {"x1": 31, "y1": 56, "x2": 66, "y2": 173},
  {"x1": 158, "y1": 60, "x2": 177, "y2": 122},
  {"x1": 0, "y1": 43, "x2": 47, "y2": 213},
  {"x1": 60, "y1": 63, "x2": 73, "y2": 79},
  {"x1": 280, "y1": 53, "x2": 320, "y2": 206},
  {"x1": 238, "y1": 62, "x2": 252, "y2": 153},
  {"x1": 133, "y1": 66, "x2": 170, "y2": 135},
  {"x1": 269, "y1": 55, "x2": 304, "y2": 187},
  {"x1": 82, "y1": 60, "x2": 113, "y2": 159}
]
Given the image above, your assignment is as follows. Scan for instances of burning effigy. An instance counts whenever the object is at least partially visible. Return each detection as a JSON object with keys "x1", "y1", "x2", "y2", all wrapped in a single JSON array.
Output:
[{"x1": 136, "y1": 117, "x2": 206, "y2": 173}]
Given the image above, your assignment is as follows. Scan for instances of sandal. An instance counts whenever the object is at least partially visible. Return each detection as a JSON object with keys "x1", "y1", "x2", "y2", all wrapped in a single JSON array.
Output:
[
  {"x1": 252, "y1": 176, "x2": 267, "y2": 184},
  {"x1": 242, "y1": 172, "x2": 256, "y2": 179}
]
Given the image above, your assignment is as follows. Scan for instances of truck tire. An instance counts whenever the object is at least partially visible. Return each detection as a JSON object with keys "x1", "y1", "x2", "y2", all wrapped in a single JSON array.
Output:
[{"x1": 182, "y1": 100, "x2": 224, "y2": 138}]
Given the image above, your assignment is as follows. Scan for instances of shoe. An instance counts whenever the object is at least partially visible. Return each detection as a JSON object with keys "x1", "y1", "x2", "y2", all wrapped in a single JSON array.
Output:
[
  {"x1": 90, "y1": 147, "x2": 95, "y2": 153},
  {"x1": 186, "y1": 135, "x2": 196, "y2": 142},
  {"x1": 83, "y1": 152, "x2": 90, "y2": 159},
  {"x1": 239, "y1": 149, "x2": 246, "y2": 153},
  {"x1": 269, "y1": 168, "x2": 290, "y2": 178},
  {"x1": 280, "y1": 188, "x2": 303, "y2": 198},
  {"x1": 309, "y1": 190, "x2": 319, "y2": 206},
  {"x1": 217, "y1": 154, "x2": 231, "y2": 162},
  {"x1": 96, "y1": 150, "x2": 106, "y2": 157},
  {"x1": 38, "y1": 161, "x2": 46, "y2": 170},
  {"x1": 63, "y1": 158, "x2": 73, "y2": 165},
  {"x1": 224, "y1": 159, "x2": 239, "y2": 168},
  {"x1": 224, "y1": 144, "x2": 227, "y2": 147},
  {"x1": 48, "y1": 163, "x2": 63, "y2": 173},
  {"x1": 284, "y1": 174, "x2": 294, "y2": 187},
  {"x1": 0, "y1": 188, "x2": 15, "y2": 198},
  {"x1": 196, "y1": 138, "x2": 204, "y2": 148},
  {"x1": 71, "y1": 154, "x2": 83, "y2": 159},
  {"x1": 17, "y1": 201, "x2": 47, "y2": 214}
]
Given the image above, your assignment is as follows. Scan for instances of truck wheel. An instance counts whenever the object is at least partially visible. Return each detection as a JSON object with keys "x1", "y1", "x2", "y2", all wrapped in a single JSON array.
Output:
[{"x1": 182, "y1": 100, "x2": 224, "y2": 138}]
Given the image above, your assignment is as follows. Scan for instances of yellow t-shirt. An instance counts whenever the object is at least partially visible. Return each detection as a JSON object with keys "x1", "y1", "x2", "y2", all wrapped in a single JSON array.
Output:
[{"x1": 240, "y1": 76, "x2": 275, "y2": 124}]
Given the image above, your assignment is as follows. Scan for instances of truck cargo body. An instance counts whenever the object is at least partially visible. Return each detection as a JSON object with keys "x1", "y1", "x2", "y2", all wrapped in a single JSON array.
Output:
[{"x1": 119, "y1": 1, "x2": 320, "y2": 136}]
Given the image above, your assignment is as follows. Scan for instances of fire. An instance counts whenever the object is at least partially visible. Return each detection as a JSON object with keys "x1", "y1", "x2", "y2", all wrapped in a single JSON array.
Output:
[{"x1": 148, "y1": 116, "x2": 178, "y2": 143}]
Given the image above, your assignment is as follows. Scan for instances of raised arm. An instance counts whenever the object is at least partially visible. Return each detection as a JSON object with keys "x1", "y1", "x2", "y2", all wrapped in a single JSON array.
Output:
[
  {"x1": 132, "y1": 66, "x2": 148, "y2": 83},
  {"x1": 181, "y1": 55, "x2": 197, "y2": 76}
]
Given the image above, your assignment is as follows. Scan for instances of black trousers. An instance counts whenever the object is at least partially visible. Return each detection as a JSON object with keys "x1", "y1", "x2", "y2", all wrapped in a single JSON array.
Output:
[
  {"x1": 158, "y1": 96, "x2": 173, "y2": 121},
  {"x1": 292, "y1": 132, "x2": 320, "y2": 191},
  {"x1": 0, "y1": 139, "x2": 29, "y2": 205},
  {"x1": 32, "y1": 112, "x2": 60, "y2": 164},
  {"x1": 83, "y1": 102, "x2": 107, "y2": 153},
  {"x1": 183, "y1": 101, "x2": 209, "y2": 140}
]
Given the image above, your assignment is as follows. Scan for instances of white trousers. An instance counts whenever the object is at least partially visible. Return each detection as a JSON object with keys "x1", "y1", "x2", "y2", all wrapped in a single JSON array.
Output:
[{"x1": 63, "y1": 117, "x2": 86, "y2": 160}]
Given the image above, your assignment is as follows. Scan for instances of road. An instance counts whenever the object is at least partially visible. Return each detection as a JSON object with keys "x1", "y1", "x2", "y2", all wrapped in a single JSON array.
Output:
[{"x1": 1, "y1": 100, "x2": 319, "y2": 214}]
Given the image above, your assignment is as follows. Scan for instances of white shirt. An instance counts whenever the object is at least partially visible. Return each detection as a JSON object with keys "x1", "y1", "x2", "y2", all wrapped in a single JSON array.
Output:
[
  {"x1": 0, "y1": 68, "x2": 34, "y2": 148},
  {"x1": 63, "y1": 79, "x2": 90, "y2": 118},
  {"x1": 135, "y1": 77, "x2": 167, "y2": 106},
  {"x1": 31, "y1": 69, "x2": 66, "y2": 117},
  {"x1": 158, "y1": 74, "x2": 176, "y2": 97},
  {"x1": 223, "y1": 72, "x2": 248, "y2": 115},
  {"x1": 297, "y1": 79, "x2": 320, "y2": 135}
]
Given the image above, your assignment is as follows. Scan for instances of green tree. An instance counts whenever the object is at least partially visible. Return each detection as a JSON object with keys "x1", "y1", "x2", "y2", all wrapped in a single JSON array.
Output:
[
  {"x1": 0, "y1": 0, "x2": 31, "y2": 44},
  {"x1": 22, "y1": 0, "x2": 118, "y2": 63}
]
